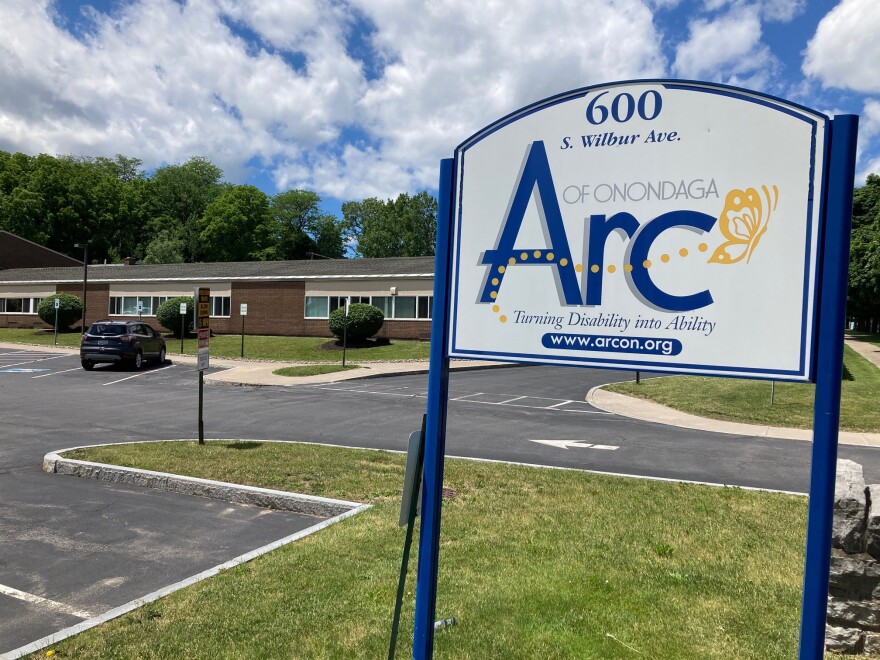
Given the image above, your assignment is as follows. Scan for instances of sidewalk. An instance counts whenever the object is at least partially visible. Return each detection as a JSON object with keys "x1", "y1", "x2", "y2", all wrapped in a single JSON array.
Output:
[{"x1": 587, "y1": 336, "x2": 880, "y2": 448}]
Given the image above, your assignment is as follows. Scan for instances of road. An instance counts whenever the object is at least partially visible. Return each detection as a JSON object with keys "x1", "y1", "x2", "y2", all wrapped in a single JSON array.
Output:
[{"x1": 2, "y1": 347, "x2": 879, "y2": 653}]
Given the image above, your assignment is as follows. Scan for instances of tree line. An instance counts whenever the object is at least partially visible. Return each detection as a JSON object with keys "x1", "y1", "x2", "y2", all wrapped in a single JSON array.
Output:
[
  {"x1": 2, "y1": 149, "x2": 879, "y2": 331},
  {"x1": 0, "y1": 151, "x2": 437, "y2": 264}
]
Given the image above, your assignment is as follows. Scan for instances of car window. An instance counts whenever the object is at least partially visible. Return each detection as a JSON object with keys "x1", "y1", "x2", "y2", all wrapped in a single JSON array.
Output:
[{"x1": 89, "y1": 324, "x2": 125, "y2": 336}]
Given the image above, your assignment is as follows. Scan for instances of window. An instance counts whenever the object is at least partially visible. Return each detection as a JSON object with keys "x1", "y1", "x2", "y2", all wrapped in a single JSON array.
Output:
[
  {"x1": 305, "y1": 296, "x2": 329, "y2": 318},
  {"x1": 302, "y1": 295, "x2": 432, "y2": 320},
  {"x1": 210, "y1": 296, "x2": 231, "y2": 317},
  {"x1": 109, "y1": 296, "x2": 170, "y2": 316},
  {"x1": 1, "y1": 297, "x2": 42, "y2": 313}
]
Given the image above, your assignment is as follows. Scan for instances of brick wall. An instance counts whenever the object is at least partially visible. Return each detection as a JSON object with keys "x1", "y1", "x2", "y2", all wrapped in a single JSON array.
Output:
[
  {"x1": 229, "y1": 281, "x2": 306, "y2": 336},
  {"x1": 57, "y1": 283, "x2": 109, "y2": 330}
]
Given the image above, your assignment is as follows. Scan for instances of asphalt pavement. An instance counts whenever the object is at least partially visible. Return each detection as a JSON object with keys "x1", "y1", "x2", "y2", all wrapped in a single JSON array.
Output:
[{"x1": 2, "y1": 339, "x2": 880, "y2": 655}]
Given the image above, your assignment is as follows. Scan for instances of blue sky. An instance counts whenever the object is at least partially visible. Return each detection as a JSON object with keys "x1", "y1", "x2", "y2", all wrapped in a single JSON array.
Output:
[{"x1": 0, "y1": 0, "x2": 877, "y2": 218}]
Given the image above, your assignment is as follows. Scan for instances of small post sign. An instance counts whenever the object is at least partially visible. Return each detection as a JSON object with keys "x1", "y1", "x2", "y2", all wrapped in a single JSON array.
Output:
[
  {"x1": 239, "y1": 304, "x2": 247, "y2": 358},
  {"x1": 411, "y1": 80, "x2": 858, "y2": 660},
  {"x1": 53, "y1": 298, "x2": 60, "y2": 346}
]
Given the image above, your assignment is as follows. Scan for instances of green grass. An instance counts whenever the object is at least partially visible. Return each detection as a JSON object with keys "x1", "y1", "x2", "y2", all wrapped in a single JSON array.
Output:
[
  {"x1": 606, "y1": 345, "x2": 880, "y2": 432},
  {"x1": 273, "y1": 364, "x2": 361, "y2": 377},
  {"x1": 0, "y1": 328, "x2": 430, "y2": 362},
  {"x1": 40, "y1": 441, "x2": 809, "y2": 659}
]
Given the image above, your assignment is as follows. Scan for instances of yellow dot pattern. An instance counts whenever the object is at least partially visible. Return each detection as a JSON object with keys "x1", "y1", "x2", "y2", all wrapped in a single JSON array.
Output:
[
  {"x1": 590, "y1": 264, "x2": 599, "y2": 273},
  {"x1": 492, "y1": 304, "x2": 500, "y2": 313},
  {"x1": 491, "y1": 277, "x2": 499, "y2": 285},
  {"x1": 499, "y1": 315, "x2": 507, "y2": 323}
]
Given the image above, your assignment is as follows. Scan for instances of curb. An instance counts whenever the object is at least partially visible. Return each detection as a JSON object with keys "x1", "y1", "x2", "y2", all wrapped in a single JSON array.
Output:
[
  {"x1": 204, "y1": 360, "x2": 524, "y2": 388},
  {"x1": 43, "y1": 445, "x2": 363, "y2": 518}
]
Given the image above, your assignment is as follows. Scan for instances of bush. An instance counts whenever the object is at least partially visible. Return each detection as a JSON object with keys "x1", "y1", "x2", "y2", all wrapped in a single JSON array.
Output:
[
  {"x1": 156, "y1": 296, "x2": 195, "y2": 336},
  {"x1": 37, "y1": 293, "x2": 82, "y2": 331},
  {"x1": 329, "y1": 303, "x2": 384, "y2": 342}
]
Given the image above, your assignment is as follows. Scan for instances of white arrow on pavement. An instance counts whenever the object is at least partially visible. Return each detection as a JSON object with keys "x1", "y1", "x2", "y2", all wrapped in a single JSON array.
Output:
[{"x1": 528, "y1": 440, "x2": 618, "y2": 450}]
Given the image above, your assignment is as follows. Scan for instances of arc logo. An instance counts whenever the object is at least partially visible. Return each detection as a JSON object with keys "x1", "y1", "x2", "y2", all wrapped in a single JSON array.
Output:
[{"x1": 479, "y1": 140, "x2": 777, "y2": 313}]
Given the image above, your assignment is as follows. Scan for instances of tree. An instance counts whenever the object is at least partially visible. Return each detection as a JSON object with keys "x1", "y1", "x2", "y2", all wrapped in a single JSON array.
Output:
[
  {"x1": 199, "y1": 185, "x2": 276, "y2": 261},
  {"x1": 343, "y1": 191, "x2": 437, "y2": 258},
  {"x1": 270, "y1": 190, "x2": 346, "y2": 260},
  {"x1": 36, "y1": 293, "x2": 82, "y2": 331},
  {"x1": 328, "y1": 303, "x2": 384, "y2": 341},
  {"x1": 849, "y1": 175, "x2": 880, "y2": 332},
  {"x1": 156, "y1": 296, "x2": 194, "y2": 336},
  {"x1": 147, "y1": 157, "x2": 224, "y2": 261},
  {"x1": 142, "y1": 228, "x2": 186, "y2": 264}
]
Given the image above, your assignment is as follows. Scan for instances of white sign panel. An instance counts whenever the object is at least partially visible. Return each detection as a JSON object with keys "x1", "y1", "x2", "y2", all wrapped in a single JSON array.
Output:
[
  {"x1": 449, "y1": 81, "x2": 828, "y2": 381},
  {"x1": 197, "y1": 349, "x2": 209, "y2": 371},
  {"x1": 240, "y1": 303, "x2": 248, "y2": 316},
  {"x1": 180, "y1": 302, "x2": 187, "y2": 315}
]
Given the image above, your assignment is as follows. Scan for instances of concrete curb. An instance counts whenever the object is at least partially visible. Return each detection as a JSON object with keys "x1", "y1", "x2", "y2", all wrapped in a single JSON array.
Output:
[{"x1": 43, "y1": 444, "x2": 363, "y2": 518}]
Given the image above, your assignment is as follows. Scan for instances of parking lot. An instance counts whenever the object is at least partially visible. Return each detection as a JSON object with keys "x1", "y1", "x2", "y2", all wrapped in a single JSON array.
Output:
[{"x1": 0, "y1": 348, "x2": 323, "y2": 656}]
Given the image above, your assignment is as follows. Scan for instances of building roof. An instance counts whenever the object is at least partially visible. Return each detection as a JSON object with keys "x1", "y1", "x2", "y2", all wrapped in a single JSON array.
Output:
[
  {"x1": 0, "y1": 231, "x2": 82, "y2": 269},
  {"x1": 0, "y1": 256, "x2": 436, "y2": 284}
]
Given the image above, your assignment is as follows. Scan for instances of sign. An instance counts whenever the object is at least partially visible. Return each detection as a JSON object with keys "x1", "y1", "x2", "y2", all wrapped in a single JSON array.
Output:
[
  {"x1": 54, "y1": 298, "x2": 60, "y2": 309},
  {"x1": 240, "y1": 303, "x2": 248, "y2": 316},
  {"x1": 137, "y1": 301, "x2": 144, "y2": 313},
  {"x1": 195, "y1": 287, "x2": 210, "y2": 372},
  {"x1": 179, "y1": 302, "x2": 187, "y2": 315},
  {"x1": 448, "y1": 81, "x2": 827, "y2": 382},
  {"x1": 195, "y1": 287, "x2": 210, "y2": 330}
]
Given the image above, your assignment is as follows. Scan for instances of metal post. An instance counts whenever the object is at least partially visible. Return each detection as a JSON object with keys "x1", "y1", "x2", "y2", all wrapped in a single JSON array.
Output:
[
  {"x1": 241, "y1": 314, "x2": 245, "y2": 358},
  {"x1": 180, "y1": 313, "x2": 185, "y2": 354},
  {"x1": 771, "y1": 381, "x2": 776, "y2": 404},
  {"x1": 798, "y1": 115, "x2": 858, "y2": 659},
  {"x1": 412, "y1": 157, "x2": 455, "y2": 659},
  {"x1": 198, "y1": 371, "x2": 205, "y2": 445},
  {"x1": 74, "y1": 242, "x2": 89, "y2": 333},
  {"x1": 388, "y1": 414, "x2": 427, "y2": 660},
  {"x1": 53, "y1": 306, "x2": 58, "y2": 347},
  {"x1": 342, "y1": 297, "x2": 349, "y2": 367}
]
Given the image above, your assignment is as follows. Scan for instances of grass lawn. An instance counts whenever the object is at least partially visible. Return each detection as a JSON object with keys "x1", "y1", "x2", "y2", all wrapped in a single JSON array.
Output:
[
  {"x1": 41, "y1": 441, "x2": 809, "y2": 659},
  {"x1": 0, "y1": 328, "x2": 430, "y2": 362},
  {"x1": 605, "y1": 345, "x2": 880, "y2": 432},
  {"x1": 273, "y1": 364, "x2": 361, "y2": 377}
]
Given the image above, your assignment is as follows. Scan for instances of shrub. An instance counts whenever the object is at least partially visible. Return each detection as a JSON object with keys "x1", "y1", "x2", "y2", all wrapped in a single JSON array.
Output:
[
  {"x1": 156, "y1": 296, "x2": 195, "y2": 336},
  {"x1": 37, "y1": 293, "x2": 82, "y2": 330},
  {"x1": 328, "y1": 303, "x2": 384, "y2": 342}
]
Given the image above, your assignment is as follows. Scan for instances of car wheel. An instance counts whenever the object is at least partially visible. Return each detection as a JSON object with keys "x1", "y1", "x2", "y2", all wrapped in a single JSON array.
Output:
[
  {"x1": 81, "y1": 359, "x2": 94, "y2": 371},
  {"x1": 158, "y1": 347, "x2": 166, "y2": 364},
  {"x1": 133, "y1": 351, "x2": 143, "y2": 370}
]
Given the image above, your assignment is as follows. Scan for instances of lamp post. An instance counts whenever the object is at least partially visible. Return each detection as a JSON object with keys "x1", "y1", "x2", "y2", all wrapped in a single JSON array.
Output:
[{"x1": 74, "y1": 242, "x2": 89, "y2": 333}]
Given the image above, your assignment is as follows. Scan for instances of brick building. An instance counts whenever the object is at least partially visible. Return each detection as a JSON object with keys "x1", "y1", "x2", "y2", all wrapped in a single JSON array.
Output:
[{"x1": 0, "y1": 257, "x2": 435, "y2": 339}]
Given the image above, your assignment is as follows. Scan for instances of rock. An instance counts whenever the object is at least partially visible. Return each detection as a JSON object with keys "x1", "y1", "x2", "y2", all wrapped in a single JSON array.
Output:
[
  {"x1": 834, "y1": 460, "x2": 868, "y2": 554},
  {"x1": 829, "y1": 550, "x2": 880, "y2": 600},
  {"x1": 827, "y1": 596, "x2": 880, "y2": 631},
  {"x1": 866, "y1": 631, "x2": 880, "y2": 655},
  {"x1": 825, "y1": 624, "x2": 864, "y2": 654},
  {"x1": 865, "y1": 484, "x2": 880, "y2": 560}
]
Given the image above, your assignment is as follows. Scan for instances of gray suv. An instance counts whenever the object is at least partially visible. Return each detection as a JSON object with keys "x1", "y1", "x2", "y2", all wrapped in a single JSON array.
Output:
[{"x1": 80, "y1": 321, "x2": 167, "y2": 370}]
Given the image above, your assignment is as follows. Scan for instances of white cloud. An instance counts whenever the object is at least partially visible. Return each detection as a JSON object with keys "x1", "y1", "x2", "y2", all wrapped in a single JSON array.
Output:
[
  {"x1": 0, "y1": 0, "x2": 666, "y2": 201},
  {"x1": 673, "y1": 6, "x2": 779, "y2": 87},
  {"x1": 702, "y1": 0, "x2": 804, "y2": 22},
  {"x1": 803, "y1": 0, "x2": 880, "y2": 94}
]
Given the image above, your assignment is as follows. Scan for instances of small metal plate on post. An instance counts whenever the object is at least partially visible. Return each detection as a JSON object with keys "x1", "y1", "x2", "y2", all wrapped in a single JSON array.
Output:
[{"x1": 399, "y1": 431, "x2": 423, "y2": 527}]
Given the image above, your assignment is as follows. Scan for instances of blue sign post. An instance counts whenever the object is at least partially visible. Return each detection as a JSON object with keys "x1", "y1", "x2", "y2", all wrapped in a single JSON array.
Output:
[
  {"x1": 799, "y1": 114, "x2": 858, "y2": 659},
  {"x1": 411, "y1": 81, "x2": 857, "y2": 659}
]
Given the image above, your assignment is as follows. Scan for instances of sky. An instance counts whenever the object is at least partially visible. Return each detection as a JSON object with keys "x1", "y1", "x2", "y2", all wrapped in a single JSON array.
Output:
[{"x1": 0, "y1": 0, "x2": 878, "y2": 216}]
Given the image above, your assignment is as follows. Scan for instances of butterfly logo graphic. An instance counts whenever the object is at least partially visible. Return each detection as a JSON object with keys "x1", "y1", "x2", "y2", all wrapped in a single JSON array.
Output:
[{"x1": 708, "y1": 185, "x2": 778, "y2": 265}]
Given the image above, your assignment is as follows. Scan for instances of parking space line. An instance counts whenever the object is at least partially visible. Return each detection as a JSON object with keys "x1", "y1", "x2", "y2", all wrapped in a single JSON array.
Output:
[
  {"x1": 0, "y1": 583, "x2": 94, "y2": 619},
  {"x1": 495, "y1": 395, "x2": 526, "y2": 405},
  {"x1": 544, "y1": 400, "x2": 572, "y2": 409},
  {"x1": 0, "y1": 355, "x2": 66, "y2": 369},
  {"x1": 450, "y1": 392, "x2": 483, "y2": 401},
  {"x1": 102, "y1": 364, "x2": 175, "y2": 386},
  {"x1": 32, "y1": 367, "x2": 83, "y2": 379}
]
